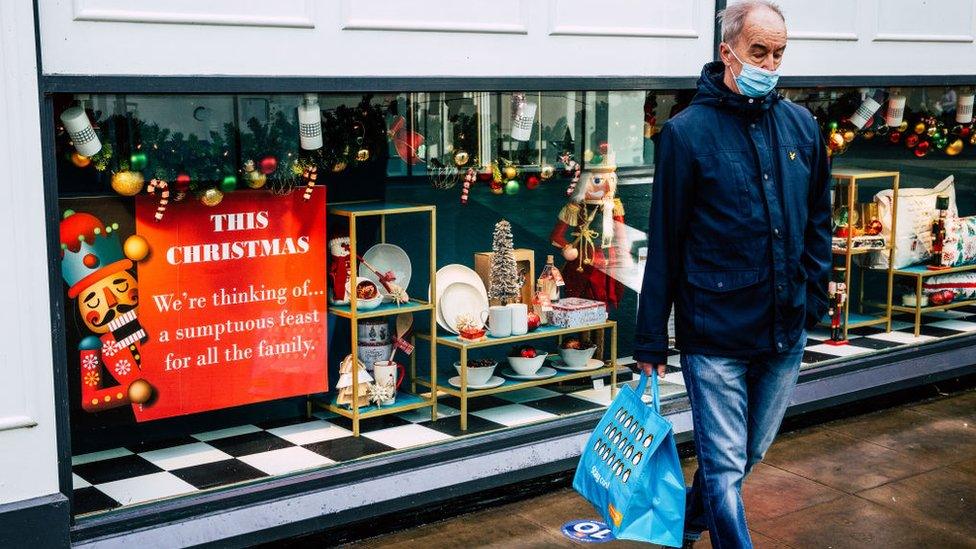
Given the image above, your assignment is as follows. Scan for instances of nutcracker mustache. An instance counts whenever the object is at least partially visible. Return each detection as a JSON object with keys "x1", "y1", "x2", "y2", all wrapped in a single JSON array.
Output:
[{"x1": 88, "y1": 302, "x2": 137, "y2": 328}]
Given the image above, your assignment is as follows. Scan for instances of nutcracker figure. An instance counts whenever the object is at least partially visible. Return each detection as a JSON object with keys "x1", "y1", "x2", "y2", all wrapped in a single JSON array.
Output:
[
  {"x1": 60, "y1": 210, "x2": 154, "y2": 412},
  {"x1": 928, "y1": 194, "x2": 951, "y2": 270},
  {"x1": 328, "y1": 229, "x2": 352, "y2": 304},
  {"x1": 826, "y1": 277, "x2": 848, "y2": 345},
  {"x1": 548, "y1": 152, "x2": 628, "y2": 307}
]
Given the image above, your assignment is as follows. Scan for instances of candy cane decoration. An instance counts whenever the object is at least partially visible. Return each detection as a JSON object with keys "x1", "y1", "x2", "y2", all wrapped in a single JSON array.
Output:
[
  {"x1": 147, "y1": 179, "x2": 170, "y2": 221},
  {"x1": 460, "y1": 168, "x2": 476, "y2": 205},
  {"x1": 302, "y1": 165, "x2": 318, "y2": 201},
  {"x1": 559, "y1": 152, "x2": 581, "y2": 197}
]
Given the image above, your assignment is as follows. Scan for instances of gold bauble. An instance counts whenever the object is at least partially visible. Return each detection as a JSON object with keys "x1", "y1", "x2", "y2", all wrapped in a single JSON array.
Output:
[
  {"x1": 357, "y1": 148, "x2": 371, "y2": 162},
  {"x1": 540, "y1": 165, "x2": 555, "y2": 180},
  {"x1": 970, "y1": 133, "x2": 976, "y2": 146},
  {"x1": 583, "y1": 149, "x2": 595, "y2": 162},
  {"x1": 829, "y1": 132, "x2": 846, "y2": 150},
  {"x1": 128, "y1": 379, "x2": 153, "y2": 404},
  {"x1": 71, "y1": 152, "x2": 91, "y2": 168},
  {"x1": 863, "y1": 130, "x2": 876, "y2": 140},
  {"x1": 897, "y1": 121, "x2": 909, "y2": 133},
  {"x1": 332, "y1": 161, "x2": 348, "y2": 173},
  {"x1": 246, "y1": 171, "x2": 267, "y2": 189},
  {"x1": 842, "y1": 130, "x2": 855, "y2": 143},
  {"x1": 111, "y1": 170, "x2": 145, "y2": 196},
  {"x1": 946, "y1": 138, "x2": 964, "y2": 156},
  {"x1": 927, "y1": 126, "x2": 937, "y2": 137},
  {"x1": 913, "y1": 122, "x2": 925, "y2": 135},
  {"x1": 123, "y1": 235, "x2": 150, "y2": 262},
  {"x1": 453, "y1": 150, "x2": 469, "y2": 166},
  {"x1": 201, "y1": 188, "x2": 224, "y2": 207},
  {"x1": 502, "y1": 166, "x2": 517, "y2": 179}
]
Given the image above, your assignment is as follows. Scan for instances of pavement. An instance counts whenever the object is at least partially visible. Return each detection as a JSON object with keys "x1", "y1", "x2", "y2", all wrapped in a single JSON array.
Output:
[{"x1": 345, "y1": 388, "x2": 976, "y2": 548}]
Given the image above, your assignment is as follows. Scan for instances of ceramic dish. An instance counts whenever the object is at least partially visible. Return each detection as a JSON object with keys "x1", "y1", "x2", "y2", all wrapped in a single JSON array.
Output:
[
  {"x1": 430, "y1": 264, "x2": 488, "y2": 332},
  {"x1": 548, "y1": 356, "x2": 604, "y2": 372},
  {"x1": 499, "y1": 366, "x2": 558, "y2": 381},
  {"x1": 559, "y1": 345, "x2": 598, "y2": 369},
  {"x1": 453, "y1": 360, "x2": 497, "y2": 385},
  {"x1": 360, "y1": 243, "x2": 411, "y2": 301},
  {"x1": 439, "y1": 282, "x2": 489, "y2": 335},
  {"x1": 506, "y1": 352, "x2": 549, "y2": 376},
  {"x1": 345, "y1": 277, "x2": 383, "y2": 310},
  {"x1": 448, "y1": 375, "x2": 505, "y2": 390}
]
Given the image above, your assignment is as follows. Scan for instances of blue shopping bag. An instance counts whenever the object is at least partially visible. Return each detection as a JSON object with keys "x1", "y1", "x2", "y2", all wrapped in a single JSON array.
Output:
[{"x1": 573, "y1": 372, "x2": 686, "y2": 546}]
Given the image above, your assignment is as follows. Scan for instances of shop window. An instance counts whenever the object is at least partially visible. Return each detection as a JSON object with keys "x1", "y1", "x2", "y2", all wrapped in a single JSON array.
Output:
[{"x1": 54, "y1": 85, "x2": 976, "y2": 519}]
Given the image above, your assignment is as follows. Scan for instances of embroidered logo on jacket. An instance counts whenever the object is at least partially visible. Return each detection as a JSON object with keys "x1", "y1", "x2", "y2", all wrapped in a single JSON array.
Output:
[{"x1": 788, "y1": 150, "x2": 797, "y2": 160}]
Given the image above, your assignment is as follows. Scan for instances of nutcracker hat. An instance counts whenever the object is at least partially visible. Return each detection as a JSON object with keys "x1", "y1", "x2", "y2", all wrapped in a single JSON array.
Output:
[{"x1": 60, "y1": 210, "x2": 132, "y2": 298}]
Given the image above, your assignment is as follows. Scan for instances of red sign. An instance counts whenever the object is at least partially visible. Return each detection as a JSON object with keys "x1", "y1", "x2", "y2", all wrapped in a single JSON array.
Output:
[{"x1": 132, "y1": 191, "x2": 328, "y2": 421}]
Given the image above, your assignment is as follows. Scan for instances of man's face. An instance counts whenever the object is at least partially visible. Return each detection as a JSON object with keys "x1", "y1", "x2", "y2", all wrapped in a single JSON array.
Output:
[
  {"x1": 722, "y1": 8, "x2": 787, "y2": 73},
  {"x1": 78, "y1": 271, "x2": 138, "y2": 333}
]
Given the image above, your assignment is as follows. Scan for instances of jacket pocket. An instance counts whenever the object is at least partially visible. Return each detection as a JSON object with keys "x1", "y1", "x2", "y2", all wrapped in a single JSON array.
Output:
[{"x1": 687, "y1": 269, "x2": 767, "y2": 347}]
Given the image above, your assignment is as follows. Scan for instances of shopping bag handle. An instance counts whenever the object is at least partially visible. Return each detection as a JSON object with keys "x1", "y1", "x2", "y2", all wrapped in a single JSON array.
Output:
[{"x1": 635, "y1": 371, "x2": 661, "y2": 413}]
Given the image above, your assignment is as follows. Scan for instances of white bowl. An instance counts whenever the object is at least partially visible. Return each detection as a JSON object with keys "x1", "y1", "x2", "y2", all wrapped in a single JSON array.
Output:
[
  {"x1": 559, "y1": 345, "x2": 597, "y2": 369},
  {"x1": 507, "y1": 353, "x2": 548, "y2": 376},
  {"x1": 454, "y1": 360, "x2": 497, "y2": 386},
  {"x1": 350, "y1": 278, "x2": 383, "y2": 310}
]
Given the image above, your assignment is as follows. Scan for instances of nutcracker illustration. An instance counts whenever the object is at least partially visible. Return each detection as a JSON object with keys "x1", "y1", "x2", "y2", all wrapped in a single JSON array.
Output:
[
  {"x1": 549, "y1": 150, "x2": 628, "y2": 307},
  {"x1": 61, "y1": 210, "x2": 154, "y2": 412},
  {"x1": 928, "y1": 194, "x2": 951, "y2": 270}
]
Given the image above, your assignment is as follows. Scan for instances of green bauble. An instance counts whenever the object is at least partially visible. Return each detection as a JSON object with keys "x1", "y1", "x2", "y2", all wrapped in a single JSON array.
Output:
[{"x1": 505, "y1": 180, "x2": 520, "y2": 195}]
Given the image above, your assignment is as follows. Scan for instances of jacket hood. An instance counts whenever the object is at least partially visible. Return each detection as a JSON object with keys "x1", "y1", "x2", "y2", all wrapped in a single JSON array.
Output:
[{"x1": 691, "y1": 61, "x2": 780, "y2": 115}]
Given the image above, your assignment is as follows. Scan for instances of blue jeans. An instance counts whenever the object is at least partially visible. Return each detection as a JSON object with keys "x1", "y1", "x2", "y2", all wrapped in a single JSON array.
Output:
[{"x1": 680, "y1": 331, "x2": 806, "y2": 548}]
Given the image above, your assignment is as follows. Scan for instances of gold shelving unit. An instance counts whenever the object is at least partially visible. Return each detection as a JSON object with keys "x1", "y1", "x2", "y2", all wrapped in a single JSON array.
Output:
[{"x1": 319, "y1": 201, "x2": 438, "y2": 436}]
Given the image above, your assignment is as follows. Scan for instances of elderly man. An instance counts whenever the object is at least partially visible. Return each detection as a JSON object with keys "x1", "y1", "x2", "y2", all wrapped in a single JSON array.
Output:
[{"x1": 634, "y1": 2, "x2": 831, "y2": 547}]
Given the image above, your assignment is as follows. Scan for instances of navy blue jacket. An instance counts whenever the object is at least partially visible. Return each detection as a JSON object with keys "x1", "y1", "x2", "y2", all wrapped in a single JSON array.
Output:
[{"x1": 634, "y1": 61, "x2": 832, "y2": 365}]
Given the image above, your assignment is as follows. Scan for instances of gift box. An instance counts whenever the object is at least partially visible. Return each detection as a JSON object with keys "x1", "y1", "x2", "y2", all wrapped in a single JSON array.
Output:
[{"x1": 550, "y1": 298, "x2": 607, "y2": 328}]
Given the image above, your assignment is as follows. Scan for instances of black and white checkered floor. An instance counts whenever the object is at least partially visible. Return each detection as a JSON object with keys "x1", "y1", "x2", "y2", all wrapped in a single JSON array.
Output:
[{"x1": 71, "y1": 308, "x2": 976, "y2": 517}]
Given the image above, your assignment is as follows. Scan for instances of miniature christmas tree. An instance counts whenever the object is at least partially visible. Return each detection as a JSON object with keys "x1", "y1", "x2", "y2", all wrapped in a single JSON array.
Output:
[{"x1": 489, "y1": 219, "x2": 520, "y2": 305}]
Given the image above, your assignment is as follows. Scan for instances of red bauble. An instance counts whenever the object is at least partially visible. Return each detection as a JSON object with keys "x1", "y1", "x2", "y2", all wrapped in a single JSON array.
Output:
[
  {"x1": 477, "y1": 170, "x2": 492, "y2": 182},
  {"x1": 941, "y1": 289, "x2": 955, "y2": 304},
  {"x1": 835, "y1": 226, "x2": 850, "y2": 238},
  {"x1": 175, "y1": 173, "x2": 191, "y2": 192},
  {"x1": 526, "y1": 175, "x2": 540, "y2": 190},
  {"x1": 598, "y1": 142, "x2": 609, "y2": 155},
  {"x1": 905, "y1": 134, "x2": 919, "y2": 148},
  {"x1": 526, "y1": 312, "x2": 540, "y2": 332},
  {"x1": 259, "y1": 155, "x2": 278, "y2": 175},
  {"x1": 931, "y1": 291, "x2": 947, "y2": 306},
  {"x1": 915, "y1": 141, "x2": 931, "y2": 157},
  {"x1": 889, "y1": 131, "x2": 902, "y2": 144},
  {"x1": 962, "y1": 126, "x2": 972, "y2": 138}
]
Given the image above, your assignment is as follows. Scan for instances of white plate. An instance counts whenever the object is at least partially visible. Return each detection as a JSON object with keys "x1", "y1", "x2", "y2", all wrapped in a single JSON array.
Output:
[
  {"x1": 439, "y1": 282, "x2": 489, "y2": 335},
  {"x1": 448, "y1": 375, "x2": 505, "y2": 390},
  {"x1": 548, "y1": 356, "x2": 604, "y2": 372},
  {"x1": 360, "y1": 243, "x2": 411, "y2": 301},
  {"x1": 430, "y1": 265, "x2": 488, "y2": 333},
  {"x1": 500, "y1": 366, "x2": 558, "y2": 380}
]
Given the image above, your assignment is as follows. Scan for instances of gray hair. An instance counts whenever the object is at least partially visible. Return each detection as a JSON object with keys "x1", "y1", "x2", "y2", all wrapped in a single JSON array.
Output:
[{"x1": 718, "y1": 1, "x2": 785, "y2": 45}]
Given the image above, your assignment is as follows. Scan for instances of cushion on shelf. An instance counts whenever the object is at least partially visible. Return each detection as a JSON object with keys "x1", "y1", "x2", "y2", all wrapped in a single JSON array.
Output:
[
  {"x1": 940, "y1": 215, "x2": 976, "y2": 267},
  {"x1": 922, "y1": 272, "x2": 976, "y2": 300},
  {"x1": 860, "y1": 175, "x2": 957, "y2": 270}
]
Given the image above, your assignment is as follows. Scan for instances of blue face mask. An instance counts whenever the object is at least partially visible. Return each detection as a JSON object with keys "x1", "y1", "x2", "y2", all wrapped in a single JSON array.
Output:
[{"x1": 729, "y1": 48, "x2": 779, "y2": 98}]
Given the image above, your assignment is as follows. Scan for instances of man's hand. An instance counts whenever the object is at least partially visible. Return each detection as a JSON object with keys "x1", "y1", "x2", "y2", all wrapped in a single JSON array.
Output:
[{"x1": 637, "y1": 362, "x2": 667, "y2": 379}]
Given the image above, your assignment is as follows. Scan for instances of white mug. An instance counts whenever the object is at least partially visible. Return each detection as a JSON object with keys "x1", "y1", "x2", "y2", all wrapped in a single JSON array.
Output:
[
  {"x1": 372, "y1": 360, "x2": 404, "y2": 405},
  {"x1": 480, "y1": 305, "x2": 513, "y2": 338},
  {"x1": 508, "y1": 303, "x2": 528, "y2": 335}
]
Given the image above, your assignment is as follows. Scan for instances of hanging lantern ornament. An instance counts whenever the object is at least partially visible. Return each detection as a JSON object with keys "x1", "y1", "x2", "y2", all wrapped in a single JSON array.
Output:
[
  {"x1": 957, "y1": 89, "x2": 975, "y2": 125},
  {"x1": 201, "y1": 188, "x2": 224, "y2": 207},
  {"x1": 60, "y1": 105, "x2": 103, "y2": 157},
  {"x1": 849, "y1": 90, "x2": 883, "y2": 130},
  {"x1": 885, "y1": 92, "x2": 907, "y2": 128},
  {"x1": 259, "y1": 155, "x2": 278, "y2": 175},
  {"x1": 146, "y1": 179, "x2": 170, "y2": 221},
  {"x1": 297, "y1": 93, "x2": 323, "y2": 151},
  {"x1": 453, "y1": 150, "x2": 470, "y2": 166},
  {"x1": 111, "y1": 170, "x2": 145, "y2": 197}
]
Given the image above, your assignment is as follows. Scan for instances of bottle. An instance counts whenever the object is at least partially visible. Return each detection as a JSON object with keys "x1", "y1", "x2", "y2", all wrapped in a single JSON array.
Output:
[{"x1": 539, "y1": 255, "x2": 564, "y2": 303}]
